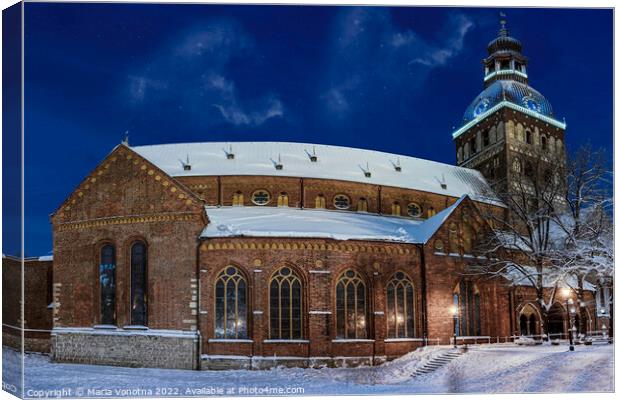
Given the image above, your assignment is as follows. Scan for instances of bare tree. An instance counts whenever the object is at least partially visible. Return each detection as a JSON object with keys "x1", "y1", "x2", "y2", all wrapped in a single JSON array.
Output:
[{"x1": 471, "y1": 144, "x2": 612, "y2": 338}]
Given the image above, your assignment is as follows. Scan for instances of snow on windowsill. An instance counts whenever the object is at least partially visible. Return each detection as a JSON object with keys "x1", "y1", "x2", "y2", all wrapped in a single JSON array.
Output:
[
  {"x1": 384, "y1": 338, "x2": 424, "y2": 342},
  {"x1": 263, "y1": 339, "x2": 310, "y2": 344},
  {"x1": 332, "y1": 339, "x2": 375, "y2": 343},
  {"x1": 208, "y1": 338, "x2": 253, "y2": 343}
]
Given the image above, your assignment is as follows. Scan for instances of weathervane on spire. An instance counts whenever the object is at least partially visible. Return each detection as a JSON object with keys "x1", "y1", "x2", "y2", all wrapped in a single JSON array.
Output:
[{"x1": 499, "y1": 11, "x2": 508, "y2": 36}]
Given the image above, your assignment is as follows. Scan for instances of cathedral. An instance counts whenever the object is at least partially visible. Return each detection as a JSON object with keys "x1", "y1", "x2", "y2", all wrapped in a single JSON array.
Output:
[{"x1": 3, "y1": 19, "x2": 611, "y2": 370}]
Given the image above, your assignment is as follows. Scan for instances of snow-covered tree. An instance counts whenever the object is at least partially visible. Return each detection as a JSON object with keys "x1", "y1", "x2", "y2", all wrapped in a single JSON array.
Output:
[{"x1": 471, "y1": 144, "x2": 612, "y2": 337}]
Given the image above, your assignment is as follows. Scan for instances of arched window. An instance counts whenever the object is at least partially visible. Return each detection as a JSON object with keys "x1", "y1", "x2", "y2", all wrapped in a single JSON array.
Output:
[
  {"x1": 232, "y1": 191, "x2": 244, "y2": 206},
  {"x1": 386, "y1": 272, "x2": 415, "y2": 338},
  {"x1": 541, "y1": 135, "x2": 547, "y2": 150},
  {"x1": 269, "y1": 267, "x2": 303, "y2": 339},
  {"x1": 462, "y1": 223, "x2": 474, "y2": 254},
  {"x1": 336, "y1": 269, "x2": 367, "y2": 339},
  {"x1": 277, "y1": 192, "x2": 289, "y2": 207},
  {"x1": 130, "y1": 241, "x2": 148, "y2": 326},
  {"x1": 99, "y1": 244, "x2": 116, "y2": 325},
  {"x1": 427, "y1": 207, "x2": 436, "y2": 217},
  {"x1": 391, "y1": 202, "x2": 401, "y2": 216},
  {"x1": 449, "y1": 223, "x2": 459, "y2": 254},
  {"x1": 215, "y1": 266, "x2": 248, "y2": 339},
  {"x1": 357, "y1": 198, "x2": 368, "y2": 212},
  {"x1": 525, "y1": 130, "x2": 532, "y2": 144},
  {"x1": 453, "y1": 281, "x2": 481, "y2": 337},
  {"x1": 315, "y1": 194, "x2": 326, "y2": 209}
]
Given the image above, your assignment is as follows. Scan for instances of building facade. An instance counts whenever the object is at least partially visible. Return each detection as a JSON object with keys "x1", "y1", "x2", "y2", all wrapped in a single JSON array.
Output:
[{"x1": 6, "y1": 20, "x2": 606, "y2": 369}]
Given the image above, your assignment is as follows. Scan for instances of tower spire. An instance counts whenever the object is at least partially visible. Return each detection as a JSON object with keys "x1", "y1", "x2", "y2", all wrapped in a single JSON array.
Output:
[{"x1": 499, "y1": 12, "x2": 508, "y2": 37}]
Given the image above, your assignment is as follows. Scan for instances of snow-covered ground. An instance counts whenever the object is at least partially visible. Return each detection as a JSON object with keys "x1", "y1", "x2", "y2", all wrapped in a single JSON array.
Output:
[{"x1": 2, "y1": 343, "x2": 613, "y2": 397}]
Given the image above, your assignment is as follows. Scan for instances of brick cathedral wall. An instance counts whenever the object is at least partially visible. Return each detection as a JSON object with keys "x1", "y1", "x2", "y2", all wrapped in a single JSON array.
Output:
[
  {"x1": 197, "y1": 237, "x2": 423, "y2": 362},
  {"x1": 2, "y1": 256, "x2": 53, "y2": 352}
]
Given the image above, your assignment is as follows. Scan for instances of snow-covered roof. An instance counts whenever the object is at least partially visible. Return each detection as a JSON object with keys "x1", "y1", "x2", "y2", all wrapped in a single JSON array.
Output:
[
  {"x1": 503, "y1": 264, "x2": 596, "y2": 291},
  {"x1": 131, "y1": 141, "x2": 501, "y2": 205},
  {"x1": 200, "y1": 201, "x2": 463, "y2": 245}
]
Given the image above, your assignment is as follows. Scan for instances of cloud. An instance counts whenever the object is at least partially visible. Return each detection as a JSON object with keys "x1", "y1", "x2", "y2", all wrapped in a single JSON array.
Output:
[
  {"x1": 125, "y1": 19, "x2": 283, "y2": 127},
  {"x1": 322, "y1": 9, "x2": 474, "y2": 117}
]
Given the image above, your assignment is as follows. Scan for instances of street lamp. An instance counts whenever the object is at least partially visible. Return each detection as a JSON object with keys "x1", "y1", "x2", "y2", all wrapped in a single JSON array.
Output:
[
  {"x1": 562, "y1": 287, "x2": 575, "y2": 351},
  {"x1": 451, "y1": 305, "x2": 459, "y2": 349}
]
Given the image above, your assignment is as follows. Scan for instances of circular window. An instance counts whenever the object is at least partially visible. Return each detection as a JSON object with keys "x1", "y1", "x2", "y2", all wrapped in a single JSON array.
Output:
[
  {"x1": 333, "y1": 194, "x2": 351, "y2": 210},
  {"x1": 251, "y1": 190, "x2": 271, "y2": 205},
  {"x1": 407, "y1": 203, "x2": 422, "y2": 217},
  {"x1": 280, "y1": 267, "x2": 290, "y2": 276},
  {"x1": 434, "y1": 240, "x2": 444, "y2": 251},
  {"x1": 226, "y1": 266, "x2": 236, "y2": 276}
]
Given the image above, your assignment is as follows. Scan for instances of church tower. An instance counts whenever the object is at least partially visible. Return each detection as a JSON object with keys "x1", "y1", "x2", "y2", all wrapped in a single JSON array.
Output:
[{"x1": 453, "y1": 15, "x2": 566, "y2": 193}]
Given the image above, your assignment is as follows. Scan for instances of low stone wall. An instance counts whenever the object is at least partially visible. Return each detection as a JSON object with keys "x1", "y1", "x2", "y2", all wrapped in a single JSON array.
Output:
[
  {"x1": 3, "y1": 326, "x2": 51, "y2": 353},
  {"x1": 201, "y1": 355, "x2": 377, "y2": 370},
  {"x1": 51, "y1": 329, "x2": 199, "y2": 370}
]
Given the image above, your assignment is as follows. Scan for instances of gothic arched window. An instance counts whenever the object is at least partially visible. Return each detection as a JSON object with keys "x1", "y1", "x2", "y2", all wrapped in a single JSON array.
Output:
[
  {"x1": 541, "y1": 135, "x2": 547, "y2": 150},
  {"x1": 130, "y1": 241, "x2": 148, "y2": 326},
  {"x1": 386, "y1": 272, "x2": 415, "y2": 338},
  {"x1": 215, "y1": 266, "x2": 248, "y2": 339},
  {"x1": 336, "y1": 269, "x2": 367, "y2": 339},
  {"x1": 269, "y1": 267, "x2": 303, "y2": 339},
  {"x1": 99, "y1": 244, "x2": 116, "y2": 325},
  {"x1": 453, "y1": 280, "x2": 481, "y2": 337}
]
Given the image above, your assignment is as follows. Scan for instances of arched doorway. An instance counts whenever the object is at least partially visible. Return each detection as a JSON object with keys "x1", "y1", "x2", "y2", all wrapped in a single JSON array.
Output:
[
  {"x1": 547, "y1": 303, "x2": 565, "y2": 337},
  {"x1": 518, "y1": 304, "x2": 540, "y2": 336}
]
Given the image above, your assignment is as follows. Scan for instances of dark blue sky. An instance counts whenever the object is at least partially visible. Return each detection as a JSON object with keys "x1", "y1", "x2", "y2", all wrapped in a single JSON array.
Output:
[{"x1": 11, "y1": 4, "x2": 614, "y2": 256}]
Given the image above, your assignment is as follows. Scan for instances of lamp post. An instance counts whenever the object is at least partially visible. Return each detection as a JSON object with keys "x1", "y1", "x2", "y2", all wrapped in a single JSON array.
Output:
[
  {"x1": 451, "y1": 305, "x2": 458, "y2": 349},
  {"x1": 562, "y1": 287, "x2": 575, "y2": 351}
]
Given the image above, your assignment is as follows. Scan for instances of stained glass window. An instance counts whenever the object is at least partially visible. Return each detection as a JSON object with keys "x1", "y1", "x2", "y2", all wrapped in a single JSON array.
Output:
[
  {"x1": 99, "y1": 244, "x2": 116, "y2": 325},
  {"x1": 215, "y1": 266, "x2": 248, "y2": 339},
  {"x1": 336, "y1": 270, "x2": 367, "y2": 339},
  {"x1": 130, "y1": 242, "x2": 147, "y2": 326},
  {"x1": 269, "y1": 267, "x2": 303, "y2": 339},
  {"x1": 386, "y1": 272, "x2": 415, "y2": 338}
]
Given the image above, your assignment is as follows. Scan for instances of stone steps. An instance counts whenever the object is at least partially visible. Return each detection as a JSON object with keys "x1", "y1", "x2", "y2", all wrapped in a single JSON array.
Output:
[{"x1": 411, "y1": 350, "x2": 462, "y2": 377}]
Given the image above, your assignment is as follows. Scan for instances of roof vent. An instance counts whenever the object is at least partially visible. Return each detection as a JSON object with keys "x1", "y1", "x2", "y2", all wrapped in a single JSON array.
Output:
[
  {"x1": 438, "y1": 174, "x2": 447, "y2": 190},
  {"x1": 224, "y1": 145, "x2": 235, "y2": 160},
  {"x1": 361, "y1": 162, "x2": 371, "y2": 178},
  {"x1": 275, "y1": 154, "x2": 283, "y2": 170},
  {"x1": 181, "y1": 155, "x2": 191, "y2": 171},
  {"x1": 306, "y1": 147, "x2": 318, "y2": 162},
  {"x1": 392, "y1": 158, "x2": 402, "y2": 172}
]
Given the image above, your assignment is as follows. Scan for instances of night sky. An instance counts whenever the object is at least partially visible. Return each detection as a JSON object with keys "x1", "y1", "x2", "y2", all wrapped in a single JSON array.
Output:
[{"x1": 5, "y1": 4, "x2": 613, "y2": 256}]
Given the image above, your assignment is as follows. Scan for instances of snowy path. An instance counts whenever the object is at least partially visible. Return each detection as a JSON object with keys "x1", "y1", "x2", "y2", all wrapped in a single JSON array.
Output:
[{"x1": 2, "y1": 344, "x2": 613, "y2": 397}]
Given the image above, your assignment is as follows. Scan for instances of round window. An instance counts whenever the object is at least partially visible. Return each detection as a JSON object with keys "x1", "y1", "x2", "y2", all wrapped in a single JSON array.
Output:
[
  {"x1": 407, "y1": 203, "x2": 422, "y2": 217},
  {"x1": 333, "y1": 194, "x2": 351, "y2": 210},
  {"x1": 251, "y1": 190, "x2": 271, "y2": 205}
]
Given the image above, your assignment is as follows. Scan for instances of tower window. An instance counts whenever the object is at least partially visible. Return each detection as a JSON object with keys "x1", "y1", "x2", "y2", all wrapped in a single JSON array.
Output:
[
  {"x1": 470, "y1": 138, "x2": 477, "y2": 154},
  {"x1": 500, "y1": 60, "x2": 510, "y2": 70},
  {"x1": 541, "y1": 136, "x2": 547, "y2": 150},
  {"x1": 525, "y1": 130, "x2": 532, "y2": 145},
  {"x1": 482, "y1": 130, "x2": 490, "y2": 147}
]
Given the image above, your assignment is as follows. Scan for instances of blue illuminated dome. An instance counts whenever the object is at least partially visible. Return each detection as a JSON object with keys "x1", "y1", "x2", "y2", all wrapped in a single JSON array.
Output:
[{"x1": 462, "y1": 80, "x2": 555, "y2": 124}]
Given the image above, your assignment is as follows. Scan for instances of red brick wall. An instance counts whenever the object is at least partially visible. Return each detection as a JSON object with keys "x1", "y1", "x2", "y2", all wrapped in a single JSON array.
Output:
[
  {"x1": 198, "y1": 237, "x2": 422, "y2": 360},
  {"x1": 51, "y1": 145, "x2": 205, "y2": 330},
  {"x1": 2, "y1": 256, "x2": 53, "y2": 352}
]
